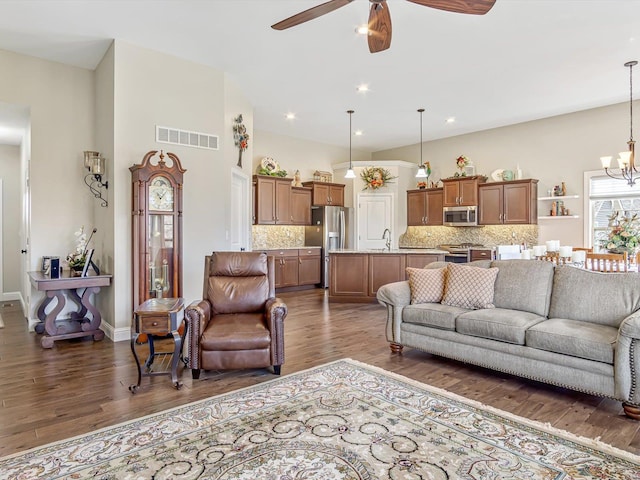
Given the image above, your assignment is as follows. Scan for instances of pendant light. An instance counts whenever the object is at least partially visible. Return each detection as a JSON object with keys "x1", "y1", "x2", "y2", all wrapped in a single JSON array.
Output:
[
  {"x1": 344, "y1": 109, "x2": 356, "y2": 179},
  {"x1": 601, "y1": 60, "x2": 637, "y2": 186},
  {"x1": 415, "y1": 108, "x2": 428, "y2": 178}
]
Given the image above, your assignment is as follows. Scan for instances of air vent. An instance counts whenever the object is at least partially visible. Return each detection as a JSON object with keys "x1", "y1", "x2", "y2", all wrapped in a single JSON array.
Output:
[{"x1": 156, "y1": 125, "x2": 219, "y2": 150}]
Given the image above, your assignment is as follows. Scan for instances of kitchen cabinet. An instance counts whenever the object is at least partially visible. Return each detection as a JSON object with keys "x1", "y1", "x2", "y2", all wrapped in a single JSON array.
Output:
[
  {"x1": 478, "y1": 179, "x2": 538, "y2": 225},
  {"x1": 291, "y1": 187, "x2": 312, "y2": 225},
  {"x1": 329, "y1": 251, "x2": 445, "y2": 302},
  {"x1": 265, "y1": 249, "x2": 299, "y2": 288},
  {"x1": 302, "y1": 181, "x2": 345, "y2": 206},
  {"x1": 405, "y1": 253, "x2": 442, "y2": 273},
  {"x1": 368, "y1": 254, "x2": 405, "y2": 296},
  {"x1": 254, "y1": 175, "x2": 292, "y2": 225},
  {"x1": 407, "y1": 188, "x2": 443, "y2": 226},
  {"x1": 330, "y1": 254, "x2": 369, "y2": 298},
  {"x1": 442, "y1": 177, "x2": 481, "y2": 207},
  {"x1": 298, "y1": 248, "x2": 321, "y2": 285}
]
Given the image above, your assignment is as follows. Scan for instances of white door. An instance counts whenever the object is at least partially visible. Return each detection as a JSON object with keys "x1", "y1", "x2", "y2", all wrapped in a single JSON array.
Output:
[
  {"x1": 357, "y1": 193, "x2": 393, "y2": 250},
  {"x1": 230, "y1": 170, "x2": 250, "y2": 251}
]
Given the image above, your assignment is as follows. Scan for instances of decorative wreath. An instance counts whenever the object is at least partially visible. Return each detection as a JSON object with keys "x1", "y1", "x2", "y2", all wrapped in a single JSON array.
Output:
[{"x1": 360, "y1": 166, "x2": 397, "y2": 191}]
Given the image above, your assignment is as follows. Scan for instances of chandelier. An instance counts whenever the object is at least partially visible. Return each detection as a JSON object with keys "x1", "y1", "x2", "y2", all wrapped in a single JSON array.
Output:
[{"x1": 601, "y1": 60, "x2": 637, "y2": 186}]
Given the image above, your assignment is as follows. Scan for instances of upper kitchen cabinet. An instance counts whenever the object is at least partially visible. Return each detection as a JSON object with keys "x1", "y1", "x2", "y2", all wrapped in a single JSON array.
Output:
[
  {"x1": 478, "y1": 179, "x2": 538, "y2": 225},
  {"x1": 407, "y1": 188, "x2": 443, "y2": 226},
  {"x1": 442, "y1": 176, "x2": 483, "y2": 207},
  {"x1": 290, "y1": 186, "x2": 312, "y2": 225},
  {"x1": 253, "y1": 175, "x2": 292, "y2": 225},
  {"x1": 302, "y1": 181, "x2": 345, "y2": 206}
]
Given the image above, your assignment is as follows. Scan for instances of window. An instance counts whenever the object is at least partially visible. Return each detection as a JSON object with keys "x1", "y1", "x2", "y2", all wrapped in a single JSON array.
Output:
[{"x1": 588, "y1": 174, "x2": 640, "y2": 251}]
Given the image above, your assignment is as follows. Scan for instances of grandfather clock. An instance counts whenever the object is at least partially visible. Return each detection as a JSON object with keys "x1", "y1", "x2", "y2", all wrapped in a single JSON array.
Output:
[{"x1": 130, "y1": 150, "x2": 186, "y2": 308}]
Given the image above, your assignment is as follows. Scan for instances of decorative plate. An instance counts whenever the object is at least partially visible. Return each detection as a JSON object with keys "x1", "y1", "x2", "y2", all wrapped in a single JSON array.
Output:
[
  {"x1": 490, "y1": 169, "x2": 504, "y2": 182},
  {"x1": 261, "y1": 157, "x2": 279, "y2": 172}
]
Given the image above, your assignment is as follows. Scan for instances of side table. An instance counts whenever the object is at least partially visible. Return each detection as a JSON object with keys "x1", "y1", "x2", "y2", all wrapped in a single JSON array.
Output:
[
  {"x1": 129, "y1": 297, "x2": 186, "y2": 393},
  {"x1": 28, "y1": 271, "x2": 112, "y2": 348}
]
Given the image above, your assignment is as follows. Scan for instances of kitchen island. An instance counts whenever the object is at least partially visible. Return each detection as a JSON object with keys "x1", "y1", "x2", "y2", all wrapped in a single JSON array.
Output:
[{"x1": 328, "y1": 249, "x2": 446, "y2": 303}]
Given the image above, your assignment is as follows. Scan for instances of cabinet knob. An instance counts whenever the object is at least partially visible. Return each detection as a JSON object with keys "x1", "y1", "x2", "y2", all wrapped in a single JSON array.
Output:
[{"x1": 152, "y1": 322, "x2": 158, "y2": 326}]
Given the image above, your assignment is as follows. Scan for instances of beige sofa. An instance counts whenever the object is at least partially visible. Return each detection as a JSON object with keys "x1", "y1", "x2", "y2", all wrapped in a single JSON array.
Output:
[{"x1": 376, "y1": 259, "x2": 640, "y2": 419}]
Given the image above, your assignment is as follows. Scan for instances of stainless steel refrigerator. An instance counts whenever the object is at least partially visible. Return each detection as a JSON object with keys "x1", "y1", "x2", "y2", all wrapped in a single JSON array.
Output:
[{"x1": 305, "y1": 206, "x2": 355, "y2": 288}]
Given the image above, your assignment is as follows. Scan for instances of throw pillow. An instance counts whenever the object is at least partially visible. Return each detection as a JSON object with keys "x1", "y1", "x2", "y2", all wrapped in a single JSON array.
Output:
[
  {"x1": 407, "y1": 267, "x2": 446, "y2": 304},
  {"x1": 442, "y1": 263, "x2": 499, "y2": 309}
]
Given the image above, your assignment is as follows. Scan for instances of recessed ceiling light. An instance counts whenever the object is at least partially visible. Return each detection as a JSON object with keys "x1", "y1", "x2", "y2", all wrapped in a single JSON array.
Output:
[
  {"x1": 355, "y1": 25, "x2": 369, "y2": 35},
  {"x1": 446, "y1": 117, "x2": 456, "y2": 124},
  {"x1": 285, "y1": 113, "x2": 296, "y2": 120},
  {"x1": 354, "y1": 130, "x2": 363, "y2": 136},
  {"x1": 356, "y1": 84, "x2": 369, "y2": 93}
]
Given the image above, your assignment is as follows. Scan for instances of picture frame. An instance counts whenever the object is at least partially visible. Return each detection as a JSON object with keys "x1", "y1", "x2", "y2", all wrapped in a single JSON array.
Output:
[
  {"x1": 81, "y1": 249, "x2": 94, "y2": 277},
  {"x1": 41, "y1": 256, "x2": 52, "y2": 274},
  {"x1": 464, "y1": 165, "x2": 476, "y2": 177}
]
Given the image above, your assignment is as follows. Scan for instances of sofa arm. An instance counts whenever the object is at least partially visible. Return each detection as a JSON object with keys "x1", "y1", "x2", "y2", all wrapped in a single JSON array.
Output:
[
  {"x1": 184, "y1": 299, "x2": 212, "y2": 370},
  {"x1": 265, "y1": 297, "x2": 288, "y2": 367},
  {"x1": 615, "y1": 311, "x2": 640, "y2": 405},
  {"x1": 376, "y1": 281, "x2": 411, "y2": 346}
]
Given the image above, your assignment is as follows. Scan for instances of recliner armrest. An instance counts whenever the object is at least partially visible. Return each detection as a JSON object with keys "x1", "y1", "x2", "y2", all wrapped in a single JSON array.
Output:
[
  {"x1": 184, "y1": 299, "x2": 212, "y2": 370},
  {"x1": 265, "y1": 297, "x2": 287, "y2": 367}
]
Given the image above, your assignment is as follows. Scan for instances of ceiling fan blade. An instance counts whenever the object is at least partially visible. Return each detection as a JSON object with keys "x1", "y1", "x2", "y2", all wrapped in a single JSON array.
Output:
[
  {"x1": 406, "y1": 0, "x2": 496, "y2": 15},
  {"x1": 271, "y1": 0, "x2": 355, "y2": 30},
  {"x1": 368, "y1": 1, "x2": 392, "y2": 53}
]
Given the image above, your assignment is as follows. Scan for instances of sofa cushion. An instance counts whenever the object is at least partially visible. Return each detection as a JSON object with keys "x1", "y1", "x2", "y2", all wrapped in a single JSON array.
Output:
[
  {"x1": 442, "y1": 263, "x2": 499, "y2": 310},
  {"x1": 403, "y1": 303, "x2": 470, "y2": 330},
  {"x1": 526, "y1": 318, "x2": 618, "y2": 364},
  {"x1": 456, "y1": 308, "x2": 546, "y2": 345},
  {"x1": 490, "y1": 260, "x2": 555, "y2": 317},
  {"x1": 407, "y1": 267, "x2": 446, "y2": 304},
  {"x1": 548, "y1": 266, "x2": 640, "y2": 328}
]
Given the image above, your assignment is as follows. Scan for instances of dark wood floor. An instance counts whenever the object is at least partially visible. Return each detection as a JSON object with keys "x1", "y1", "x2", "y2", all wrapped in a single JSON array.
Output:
[{"x1": 1, "y1": 289, "x2": 639, "y2": 458}]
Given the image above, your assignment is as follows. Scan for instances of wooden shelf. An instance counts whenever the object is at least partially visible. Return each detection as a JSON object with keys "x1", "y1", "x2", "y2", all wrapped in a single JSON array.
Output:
[{"x1": 538, "y1": 215, "x2": 580, "y2": 219}]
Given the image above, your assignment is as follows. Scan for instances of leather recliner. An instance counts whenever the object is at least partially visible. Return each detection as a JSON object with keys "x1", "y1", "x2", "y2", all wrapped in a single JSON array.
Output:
[{"x1": 185, "y1": 251, "x2": 287, "y2": 378}]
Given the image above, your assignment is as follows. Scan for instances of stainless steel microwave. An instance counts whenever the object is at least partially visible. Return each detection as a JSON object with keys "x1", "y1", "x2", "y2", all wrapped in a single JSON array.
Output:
[{"x1": 443, "y1": 206, "x2": 478, "y2": 226}]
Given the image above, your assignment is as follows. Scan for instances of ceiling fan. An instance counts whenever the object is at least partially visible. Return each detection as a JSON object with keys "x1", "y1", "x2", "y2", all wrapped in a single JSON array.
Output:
[{"x1": 271, "y1": 0, "x2": 496, "y2": 54}]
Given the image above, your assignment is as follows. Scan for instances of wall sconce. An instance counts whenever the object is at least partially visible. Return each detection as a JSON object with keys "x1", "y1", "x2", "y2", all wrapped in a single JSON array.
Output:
[{"x1": 83, "y1": 150, "x2": 108, "y2": 207}]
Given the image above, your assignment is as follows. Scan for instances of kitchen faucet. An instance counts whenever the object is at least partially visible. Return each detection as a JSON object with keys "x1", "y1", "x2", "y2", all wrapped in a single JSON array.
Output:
[{"x1": 382, "y1": 228, "x2": 391, "y2": 251}]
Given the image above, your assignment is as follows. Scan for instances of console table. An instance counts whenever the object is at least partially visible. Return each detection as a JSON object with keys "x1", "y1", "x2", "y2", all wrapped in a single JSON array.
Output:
[
  {"x1": 129, "y1": 297, "x2": 186, "y2": 392},
  {"x1": 29, "y1": 271, "x2": 113, "y2": 348}
]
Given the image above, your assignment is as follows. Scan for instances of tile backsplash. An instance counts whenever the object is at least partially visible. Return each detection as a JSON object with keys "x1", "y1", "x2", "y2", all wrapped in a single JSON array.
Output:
[
  {"x1": 399, "y1": 225, "x2": 539, "y2": 248},
  {"x1": 252, "y1": 226, "x2": 305, "y2": 250}
]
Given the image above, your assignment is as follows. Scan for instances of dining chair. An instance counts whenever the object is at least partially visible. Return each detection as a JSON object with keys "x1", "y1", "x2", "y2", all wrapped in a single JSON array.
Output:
[
  {"x1": 585, "y1": 252, "x2": 628, "y2": 272},
  {"x1": 572, "y1": 247, "x2": 593, "y2": 252}
]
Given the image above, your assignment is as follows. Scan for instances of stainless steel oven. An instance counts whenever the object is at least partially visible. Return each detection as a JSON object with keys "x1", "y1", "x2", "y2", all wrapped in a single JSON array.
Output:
[{"x1": 443, "y1": 206, "x2": 477, "y2": 226}]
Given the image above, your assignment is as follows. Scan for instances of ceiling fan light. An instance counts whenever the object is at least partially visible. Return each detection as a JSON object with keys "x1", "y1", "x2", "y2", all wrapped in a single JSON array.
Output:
[
  {"x1": 345, "y1": 168, "x2": 356, "y2": 179},
  {"x1": 415, "y1": 165, "x2": 428, "y2": 178},
  {"x1": 355, "y1": 25, "x2": 369, "y2": 35}
]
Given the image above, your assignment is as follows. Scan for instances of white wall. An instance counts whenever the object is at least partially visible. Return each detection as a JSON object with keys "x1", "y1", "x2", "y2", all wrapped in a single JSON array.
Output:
[
  {"x1": 253, "y1": 129, "x2": 370, "y2": 184},
  {"x1": 0, "y1": 144, "x2": 20, "y2": 292},
  {"x1": 104, "y1": 41, "x2": 249, "y2": 337},
  {"x1": 0, "y1": 48, "x2": 95, "y2": 316},
  {"x1": 373, "y1": 102, "x2": 638, "y2": 246}
]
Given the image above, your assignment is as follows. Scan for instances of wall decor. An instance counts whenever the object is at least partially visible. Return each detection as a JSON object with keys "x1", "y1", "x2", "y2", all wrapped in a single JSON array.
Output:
[
  {"x1": 360, "y1": 166, "x2": 396, "y2": 191},
  {"x1": 232, "y1": 114, "x2": 249, "y2": 168}
]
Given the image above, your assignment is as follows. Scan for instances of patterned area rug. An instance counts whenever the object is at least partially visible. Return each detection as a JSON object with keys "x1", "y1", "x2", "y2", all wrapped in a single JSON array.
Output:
[{"x1": 1, "y1": 359, "x2": 639, "y2": 479}]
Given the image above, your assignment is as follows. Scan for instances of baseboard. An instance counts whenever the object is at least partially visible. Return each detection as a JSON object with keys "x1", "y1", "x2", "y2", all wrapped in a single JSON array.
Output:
[{"x1": 100, "y1": 321, "x2": 130, "y2": 343}]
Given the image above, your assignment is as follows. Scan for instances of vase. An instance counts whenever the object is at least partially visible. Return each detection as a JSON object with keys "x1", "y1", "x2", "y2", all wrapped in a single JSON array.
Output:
[{"x1": 70, "y1": 266, "x2": 84, "y2": 277}]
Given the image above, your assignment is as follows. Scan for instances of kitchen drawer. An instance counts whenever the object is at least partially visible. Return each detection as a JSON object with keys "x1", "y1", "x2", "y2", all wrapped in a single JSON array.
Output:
[
  {"x1": 298, "y1": 248, "x2": 321, "y2": 257},
  {"x1": 264, "y1": 249, "x2": 299, "y2": 258},
  {"x1": 469, "y1": 249, "x2": 494, "y2": 261}
]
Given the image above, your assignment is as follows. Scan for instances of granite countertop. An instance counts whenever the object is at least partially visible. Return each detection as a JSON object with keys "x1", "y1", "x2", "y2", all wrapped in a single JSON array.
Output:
[{"x1": 329, "y1": 248, "x2": 448, "y2": 254}]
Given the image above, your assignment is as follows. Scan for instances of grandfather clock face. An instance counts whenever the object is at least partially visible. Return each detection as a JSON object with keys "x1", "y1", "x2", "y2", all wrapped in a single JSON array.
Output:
[{"x1": 149, "y1": 175, "x2": 174, "y2": 211}]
